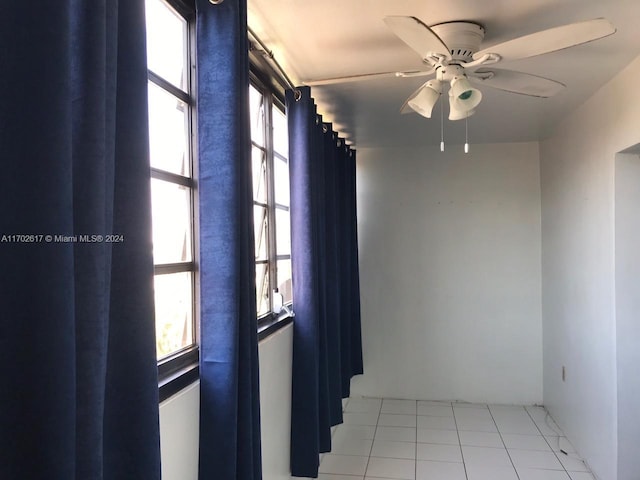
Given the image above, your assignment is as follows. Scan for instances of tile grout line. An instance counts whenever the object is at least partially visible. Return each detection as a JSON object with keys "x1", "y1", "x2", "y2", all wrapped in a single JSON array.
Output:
[
  {"x1": 486, "y1": 405, "x2": 522, "y2": 480},
  {"x1": 362, "y1": 397, "x2": 383, "y2": 480},
  {"x1": 335, "y1": 397, "x2": 374, "y2": 479},
  {"x1": 450, "y1": 403, "x2": 470, "y2": 480},
  {"x1": 375, "y1": 398, "x2": 418, "y2": 480},
  {"x1": 414, "y1": 399, "x2": 418, "y2": 480},
  {"x1": 525, "y1": 406, "x2": 575, "y2": 478}
]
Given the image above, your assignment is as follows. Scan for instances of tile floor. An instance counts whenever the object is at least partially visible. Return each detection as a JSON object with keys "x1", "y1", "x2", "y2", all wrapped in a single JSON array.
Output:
[{"x1": 315, "y1": 397, "x2": 596, "y2": 480}]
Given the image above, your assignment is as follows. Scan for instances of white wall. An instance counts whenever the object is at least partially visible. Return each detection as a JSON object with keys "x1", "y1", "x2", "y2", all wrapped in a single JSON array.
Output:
[
  {"x1": 258, "y1": 324, "x2": 294, "y2": 480},
  {"x1": 158, "y1": 323, "x2": 294, "y2": 480},
  {"x1": 159, "y1": 381, "x2": 200, "y2": 480},
  {"x1": 353, "y1": 142, "x2": 542, "y2": 405},
  {"x1": 615, "y1": 152, "x2": 640, "y2": 480},
  {"x1": 539, "y1": 56, "x2": 640, "y2": 480}
]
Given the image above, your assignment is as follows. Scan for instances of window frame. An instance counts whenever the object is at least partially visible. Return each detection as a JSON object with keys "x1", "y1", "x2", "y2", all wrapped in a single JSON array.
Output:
[
  {"x1": 249, "y1": 70, "x2": 295, "y2": 340},
  {"x1": 145, "y1": 0, "x2": 200, "y2": 402}
]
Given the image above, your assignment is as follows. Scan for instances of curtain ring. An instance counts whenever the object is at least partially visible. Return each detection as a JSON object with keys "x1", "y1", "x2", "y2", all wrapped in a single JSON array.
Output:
[
  {"x1": 294, "y1": 89, "x2": 302, "y2": 101},
  {"x1": 322, "y1": 124, "x2": 328, "y2": 133},
  {"x1": 209, "y1": 0, "x2": 224, "y2": 3},
  {"x1": 315, "y1": 116, "x2": 320, "y2": 125}
]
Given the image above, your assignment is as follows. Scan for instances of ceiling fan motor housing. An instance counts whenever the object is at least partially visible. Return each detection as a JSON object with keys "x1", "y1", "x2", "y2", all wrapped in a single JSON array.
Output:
[
  {"x1": 431, "y1": 21, "x2": 485, "y2": 61},
  {"x1": 435, "y1": 64, "x2": 466, "y2": 83}
]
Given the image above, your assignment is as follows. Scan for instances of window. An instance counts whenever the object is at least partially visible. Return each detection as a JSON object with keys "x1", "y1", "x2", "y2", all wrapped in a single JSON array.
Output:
[
  {"x1": 145, "y1": 0, "x2": 198, "y2": 373},
  {"x1": 249, "y1": 81, "x2": 292, "y2": 325}
]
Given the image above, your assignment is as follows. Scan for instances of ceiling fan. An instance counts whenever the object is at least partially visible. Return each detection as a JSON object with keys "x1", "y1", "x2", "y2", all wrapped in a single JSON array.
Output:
[{"x1": 305, "y1": 16, "x2": 616, "y2": 120}]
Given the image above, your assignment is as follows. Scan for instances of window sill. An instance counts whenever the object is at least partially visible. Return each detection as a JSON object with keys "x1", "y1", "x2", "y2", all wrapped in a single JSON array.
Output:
[
  {"x1": 159, "y1": 362, "x2": 199, "y2": 403},
  {"x1": 158, "y1": 346, "x2": 199, "y2": 403},
  {"x1": 258, "y1": 310, "x2": 294, "y2": 341}
]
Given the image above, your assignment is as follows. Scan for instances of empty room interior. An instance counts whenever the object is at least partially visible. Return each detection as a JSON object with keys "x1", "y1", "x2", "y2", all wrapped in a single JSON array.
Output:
[
  {"x1": 4, "y1": 1, "x2": 640, "y2": 480},
  {"x1": 159, "y1": 0, "x2": 640, "y2": 479}
]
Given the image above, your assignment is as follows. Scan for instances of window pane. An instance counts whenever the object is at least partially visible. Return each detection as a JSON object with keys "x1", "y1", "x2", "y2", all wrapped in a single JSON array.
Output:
[
  {"x1": 253, "y1": 205, "x2": 268, "y2": 261},
  {"x1": 272, "y1": 105, "x2": 288, "y2": 156},
  {"x1": 275, "y1": 208, "x2": 291, "y2": 256},
  {"x1": 148, "y1": 81, "x2": 189, "y2": 176},
  {"x1": 274, "y1": 156, "x2": 290, "y2": 206},
  {"x1": 256, "y1": 263, "x2": 270, "y2": 317},
  {"x1": 249, "y1": 86, "x2": 265, "y2": 146},
  {"x1": 277, "y1": 260, "x2": 292, "y2": 304},
  {"x1": 252, "y1": 147, "x2": 267, "y2": 203},
  {"x1": 155, "y1": 272, "x2": 194, "y2": 358},
  {"x1": 151, "y1": 179, "x2": 192, "y2": 264},
  {"x1": 145, "y1": 0, "x2": 187, "y2": 90}
]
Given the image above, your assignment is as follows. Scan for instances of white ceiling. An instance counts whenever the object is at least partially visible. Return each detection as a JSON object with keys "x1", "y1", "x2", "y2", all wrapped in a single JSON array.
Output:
[{"x1": 248, "y1": 0, "x2": 640, "y2": 148}]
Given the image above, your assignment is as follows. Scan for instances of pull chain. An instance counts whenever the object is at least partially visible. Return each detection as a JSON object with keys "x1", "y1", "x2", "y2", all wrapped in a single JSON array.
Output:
[
  {"x1": 464, "y1": 112, "x2": 469, "y2": 154},
  {"x1": 440, "y1": 94, "x2": 445, "y2": 152}
]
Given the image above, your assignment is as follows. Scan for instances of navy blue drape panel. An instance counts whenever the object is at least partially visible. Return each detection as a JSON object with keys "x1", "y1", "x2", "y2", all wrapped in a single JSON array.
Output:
[
  {"x1": 288, "y1": 91, "x2": 323, "y2": 477},
  {"x1": 196, "y1": 1, "x2": 262, "y2": 479},
  {"x1": 0, "y1": 2, "x2": 160, "y2": 479},
  {"x1": 287, "y1": 87, "x2": 364, "y2": 478},
  {"x1": 346, "y1": 149, "x2": 364, "y2": 384},
  {"x1": 339, "y1": 146, "x2": 364, "y2": 396},
  {"x1": 313, "y1": 113, "x2": 333, "y2": 454},
  {"x1": 322, "y1": 125, "x2": 347, "y2": 424}
]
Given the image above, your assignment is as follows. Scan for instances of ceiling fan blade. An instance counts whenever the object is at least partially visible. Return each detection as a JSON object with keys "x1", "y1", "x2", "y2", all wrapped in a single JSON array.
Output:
[
  {"x1": 470, "y1": 68, "x2": 565, "y2": 97},
  {"x1": 472, "y1": 18, "x2": 615, "y2": 63},
  {"x1": 384, "y1": 16, "x2": 451, "y2": 60},
  {"x1": 304, "y1": 69, "x2": 434, "y2": 86}
]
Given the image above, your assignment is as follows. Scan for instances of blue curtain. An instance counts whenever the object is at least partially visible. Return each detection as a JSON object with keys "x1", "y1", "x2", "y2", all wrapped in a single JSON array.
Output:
[
  {"x1": 196, "y1": 1, "x2": 262, "y2": 479},
  {"x1": 0, "y1": 2, "x2": 160, "y2": 479},
  {"x1": 339, "y1": 138, "x2": 364, "y2": 398},
  {"x1": 287, "y1": 86, "x2": 364, "y2": 478}
]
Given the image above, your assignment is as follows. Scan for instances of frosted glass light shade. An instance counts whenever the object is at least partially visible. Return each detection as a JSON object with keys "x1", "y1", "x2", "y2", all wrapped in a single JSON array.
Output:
[
  {"x1": 448, "y1": 92, "x2": 476, "y2": 120},
  {"x1": 450, "y1": 75, "x2": 482, "y2": 112},
  {"x1": 408, "y1": 79, "x2": 442, "y2": 118}
]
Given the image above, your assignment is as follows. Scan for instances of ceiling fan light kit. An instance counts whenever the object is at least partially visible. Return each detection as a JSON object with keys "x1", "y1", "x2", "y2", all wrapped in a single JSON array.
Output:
[{"x1": 408, "y1": 64, "x2": 482, "y2": 119}]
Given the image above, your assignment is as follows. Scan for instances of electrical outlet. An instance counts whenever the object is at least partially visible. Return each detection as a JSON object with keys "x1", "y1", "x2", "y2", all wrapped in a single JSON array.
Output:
[{"x1": 562, "y1": 366, "x2": 566, "y2": 382}]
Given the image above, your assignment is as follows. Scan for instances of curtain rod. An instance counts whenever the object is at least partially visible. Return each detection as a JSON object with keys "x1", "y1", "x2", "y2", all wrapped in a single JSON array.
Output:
[
  {"x1": 247, "y1": 26, "x2": 301, "y2": 101},
  {"x1": 247, "y1": 25, "x2": 353, "y2": 147}
]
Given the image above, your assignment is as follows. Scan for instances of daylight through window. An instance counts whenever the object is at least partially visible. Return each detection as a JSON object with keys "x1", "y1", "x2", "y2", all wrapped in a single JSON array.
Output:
[
  {"x1": 250, "y1": 82, "x2": 292, "y2": 320},
  {"x1": 145, "y1": 0, "x2": 197, "y2": 360}
]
